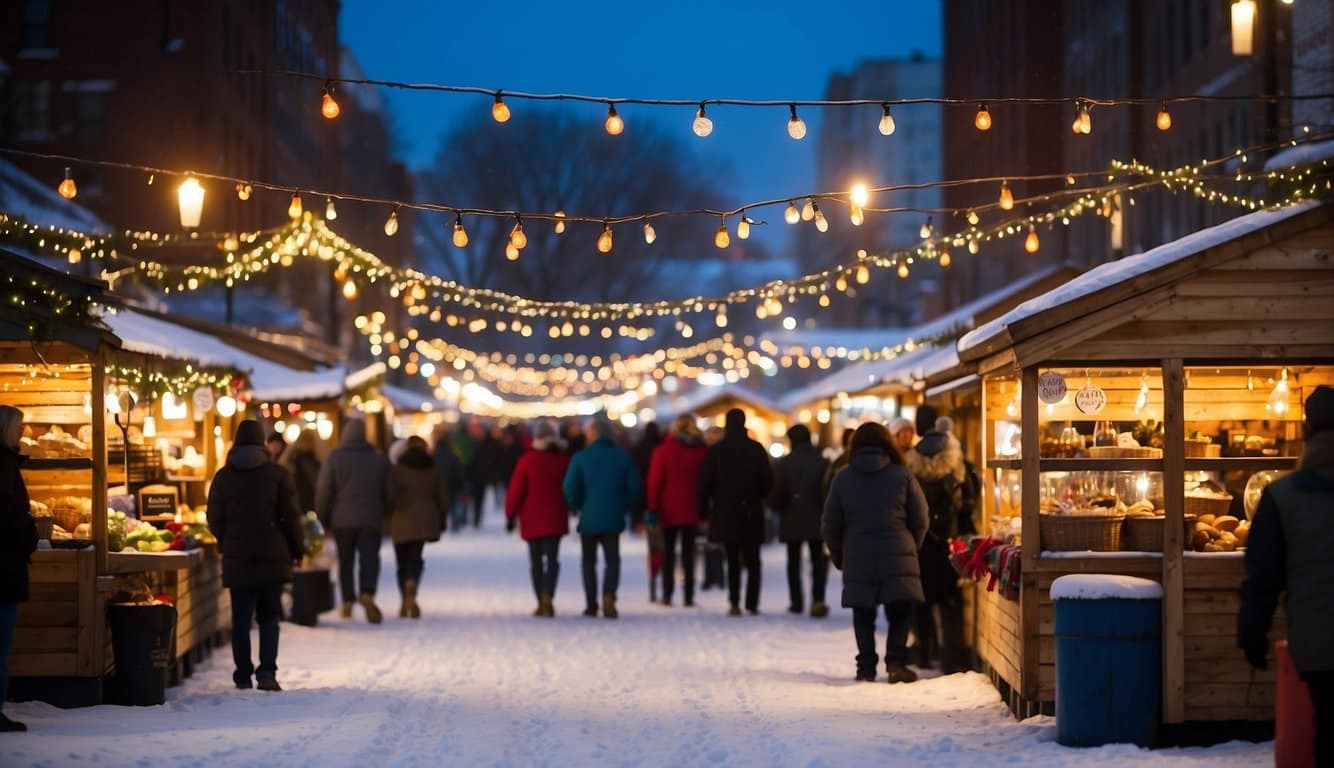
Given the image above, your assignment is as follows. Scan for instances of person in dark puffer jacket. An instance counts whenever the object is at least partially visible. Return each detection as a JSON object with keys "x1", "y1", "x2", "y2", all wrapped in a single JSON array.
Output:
[
  {"x1": 699, "y1": 409, "x2": 773, "y2": 616},
  {"x1": 0, "y1": 405, "x2": 38, "y2": 730},
  {"x1": 316, "y1": 418, "x2": 392, "y2": 624},
  {"x1": 389, "y1": 436, "x2": 450, "y2": 620},
  {"x1": 1239, "y1": 386, "x2": 1334, "y2": 767},
  {"x1": 823, "y1": 421, "x2": 928, "y2": 684},
  {"x1": 207, "y1": 419, "x2": 304, "y2": 692},
  {"x1": 771, "y1": 424, "x2": 831, "y2": 618},
  {"x1": 906, "y1": 416, "x2": 969, "y2": 674}
]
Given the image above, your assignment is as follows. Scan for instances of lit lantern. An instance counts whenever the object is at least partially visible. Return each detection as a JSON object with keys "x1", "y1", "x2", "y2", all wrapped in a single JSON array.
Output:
[
  {"x1": 974, "y1": 104, "x2": 992, "y2": 131},
  {"x1": 321, "y1": 87, "x2": 340, "y2": 119},
  {"x1": 1231, "y1": 0, "x2": 1256, "y2": 56},
  {"x1": 58, "y1": 167, "x2": 77, "y2": 199},
  {"x1": 177, "y1": 175, "x2": 205, "y2": 229}
]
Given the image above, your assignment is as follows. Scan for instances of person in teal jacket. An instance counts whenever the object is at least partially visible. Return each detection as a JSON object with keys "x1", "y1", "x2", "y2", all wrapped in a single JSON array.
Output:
[{"x1": 563, "y1": 417, "x2": 642, "y2": 619}]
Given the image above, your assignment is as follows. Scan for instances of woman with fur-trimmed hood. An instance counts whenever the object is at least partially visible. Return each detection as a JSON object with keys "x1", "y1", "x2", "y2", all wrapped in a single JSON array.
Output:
[{"x1": 905, "y1": 416, "x2": 968, "y2": 674}]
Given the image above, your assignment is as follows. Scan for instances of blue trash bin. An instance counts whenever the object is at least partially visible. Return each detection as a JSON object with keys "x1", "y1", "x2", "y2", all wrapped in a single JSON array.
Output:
[{"x1": 1051, "y1": 574, "x2": 1162, "y2": 748}]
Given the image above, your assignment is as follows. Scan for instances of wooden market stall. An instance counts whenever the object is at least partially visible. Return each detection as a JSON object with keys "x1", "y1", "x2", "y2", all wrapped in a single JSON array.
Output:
[
  {"x1": 658, "y1": 383, "x2": 788, "y2": 451},
  {"x1": 954, "y1": 201, "x2": 1334, "y2": 724}
]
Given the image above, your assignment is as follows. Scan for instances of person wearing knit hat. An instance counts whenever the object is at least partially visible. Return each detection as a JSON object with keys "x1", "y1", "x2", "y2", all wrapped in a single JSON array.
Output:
[
  {"x1": 889, "y1": 418, "x2": 916, "y2": 455},
  {"x1": 505, "y1": 420, "x2": 571, "y2": 617},
  {"x1": 207, "y1": 419, "x2": 304, "y2": 691},
  {"x1": 1240, "y1": 385, "x2": 1334, "y2": 766}
]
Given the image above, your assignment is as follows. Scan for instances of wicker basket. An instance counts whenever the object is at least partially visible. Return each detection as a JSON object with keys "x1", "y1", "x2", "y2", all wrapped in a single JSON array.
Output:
[
  {"x1": 1040, "y1": 513, "x2": 1125, "y2": 551},
  {"x1": 1184, "y1": 439, "x2": 1219, "y2": 458},
  {"x1": 31, "y1": 514, "x2": 53, "y2": 540},
  {"x1": 1123, "y1": 514, "x2": 1196, "y2": 552},
  {"x1": 1185, "y1": 494, "x2": 1233, "y2": 519},
  {"x1": 1087, "y1": 446, "x2": 1163, "y2": 459}
]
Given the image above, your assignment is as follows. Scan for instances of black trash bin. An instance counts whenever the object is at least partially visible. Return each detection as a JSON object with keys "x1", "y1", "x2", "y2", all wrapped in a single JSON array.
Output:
[{"x1": 109, "y1": 602, "x2": 177, "y2": 706}]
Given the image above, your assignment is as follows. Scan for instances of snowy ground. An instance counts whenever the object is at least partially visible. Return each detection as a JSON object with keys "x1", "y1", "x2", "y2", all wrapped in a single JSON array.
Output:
[{"x1": 4, "y1": 505, "x2": 1272, "y2": 767}]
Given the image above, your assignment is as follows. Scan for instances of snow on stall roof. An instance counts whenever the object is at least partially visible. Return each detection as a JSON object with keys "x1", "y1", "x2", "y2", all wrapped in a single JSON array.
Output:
[
  {"x1": 779, "y1": 343, "x2": 960, "y2": 410},
  {"x1": 762, "y1": 327, "x2": 914, "y2": 353},
  {"x1": 1050, "y1": 574, "x2": 1163, "y2": 601},
  {"x1": 959, "y1": 202, "x2": 1322, "y2": 353},
  {"x1": 1265, "y1": 138, "x2": 1334, "y2": 171},
  {"x1": 382, "y1": 383, "x2": 439, "y2": 413},
  {"x1": 657, "y1": 382, "x2": 782, "y2": 421},
  {"x1": 345, "y1": 362, "x2": 386, "y2": 391},
  {"x1": 0, "y1": 156, "x2": 110, "y2": 233}
]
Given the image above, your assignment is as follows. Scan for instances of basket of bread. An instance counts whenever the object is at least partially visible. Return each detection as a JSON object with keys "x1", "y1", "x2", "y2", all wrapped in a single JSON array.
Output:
[
  {"x1": 1039, "y1": 495, "x2": 1125, "y2": 551},
  {"x1": 29, "y1": 500, "x2": 54, "y2": 540},
  {"x1": 26, "y1": 425, "x2": 90, "y2": 458},
  {"x1": 1121, "y1": 500, "x2": 1196, "y2": 551},
  {"x1": 45, "y1": 495, "x2": 93, "y2": 536},
  {"x1": 1184, "y1": 488, "x2": 1233, "y2": 520},
  {"x1": 1189, "y1": 513, "x2": 1249, "y2": 552}
]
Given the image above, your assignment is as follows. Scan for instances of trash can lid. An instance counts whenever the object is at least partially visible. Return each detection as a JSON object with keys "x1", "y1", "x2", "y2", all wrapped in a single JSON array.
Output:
[{"x1": 1050, "y1": 574, "x2": 1163, "y2": 601}]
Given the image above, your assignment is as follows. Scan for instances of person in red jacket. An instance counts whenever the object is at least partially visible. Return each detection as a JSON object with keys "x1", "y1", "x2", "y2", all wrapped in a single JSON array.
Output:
[
  {"x1": 505, "y1": 420, "x2": 572, "y2": 618},
  {"x1": 646, "y1": 414, "x2": 709, "y2": 607}
]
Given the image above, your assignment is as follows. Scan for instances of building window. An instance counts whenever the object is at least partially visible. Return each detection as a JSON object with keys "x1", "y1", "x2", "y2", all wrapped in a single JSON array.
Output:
[
  {"x1": 13, "y1": 80, "x2": 53, "y2": 139},
  {"x1": 22, "y1": 0, "x2": 54, "y2": 50},
  {"x1": 76, "y1": 91, "x2": 107, "y2": 148}
]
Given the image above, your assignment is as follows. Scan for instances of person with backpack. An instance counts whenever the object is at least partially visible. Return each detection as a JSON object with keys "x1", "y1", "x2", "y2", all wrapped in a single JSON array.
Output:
[
  {"x1": 905, "y1": 415, "x2": 968, "y2": 674},
  {"x1": 771, "y1": 424, "x2": 831, "y2": 617}
]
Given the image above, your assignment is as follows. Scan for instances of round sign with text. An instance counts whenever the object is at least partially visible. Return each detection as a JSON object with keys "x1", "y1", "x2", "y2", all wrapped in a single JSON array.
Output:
[
  {"x1": 1037, "y1": 371, "x2": 1068, "y2": 405},
  {"x1": 1075, "y1": 384, "x2": 1107, "y2": 415}
]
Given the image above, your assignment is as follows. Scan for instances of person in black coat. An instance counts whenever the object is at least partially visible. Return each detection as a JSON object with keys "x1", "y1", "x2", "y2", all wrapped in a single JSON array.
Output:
[
  {"x1": 822, "y1": 421, "x2": 929, "y2": 684},
  {"x1": 207, "y1": 420, "x2": 304, "y2": 692},
  {"x1": 630, "y1": 422, "x2": 663, "y2": 529},
  {"x1": 280, "y1": 429, "x2": 321, "y2": 513},
  {"x1": 698, "y1": 408, "x2": 773, "y2": 615},
  {"x1": 0, "y1": 405, "x2": 37, "y2": 731},
  {"x1": 771, "y1": 424, "x2": 831, "y2": 618}
]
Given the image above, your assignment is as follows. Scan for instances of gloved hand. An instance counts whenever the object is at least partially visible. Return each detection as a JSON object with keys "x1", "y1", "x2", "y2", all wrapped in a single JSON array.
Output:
[
  {"x1": 1243, "y1": 642, "x2": 1268, "y2": 671},
  {"x1": 505, "y1": 516, "x2": 517, "y2": 533},
  {"x1": 645, "y1": 511, "x2": 658, "y2": 527}
]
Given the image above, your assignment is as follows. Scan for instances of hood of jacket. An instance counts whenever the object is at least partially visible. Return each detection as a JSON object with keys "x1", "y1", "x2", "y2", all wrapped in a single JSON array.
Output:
[
  {"x1": 1297, "y1": 431, "x2": 1334, "y2": 491},
  {"x1": 909, "y1": 431, "x2": 965, "y2": 483},
  {"x1": 398, "y1": 446, "x2": 434, "y2": 470},
  {"x1": 667, "y1": 432, "x2": 704, "y2": 449},
  {"x1": 341, "y1": 419, "x2": 370, "y2": 449},
  {"x1": 531, "y1": 435, "x2": 567, "y2": 452},
  {"x1": 849, "y1": 447, "x2": 894, "y2": 474},
  {"x1": 226, "y1": 444, "x2": 269, "y2": 471}
]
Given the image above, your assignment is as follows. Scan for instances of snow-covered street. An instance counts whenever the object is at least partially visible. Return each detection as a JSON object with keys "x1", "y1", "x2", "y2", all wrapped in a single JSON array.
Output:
[{"x1": 3, "y1": 515, "x2": 1272, "y2": 767}]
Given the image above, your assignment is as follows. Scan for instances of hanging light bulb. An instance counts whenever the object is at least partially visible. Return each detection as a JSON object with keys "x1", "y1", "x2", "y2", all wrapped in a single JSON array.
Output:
[
  {"x1": 919, "y1": 216, "x2": 933, "y2": 240},
  {"x1": 1268, "y1": 368, "x2": 1290, "y2": 416},
  {"x1": 850, "y1": 183, "x2": 870, "y2": 208},
  {"x1": 939, "y1": 249, "x2": 952, "y2": 269},
  {"x1": 321, "y1": 84, "x2": 340, "y2": 119},
  {"x1": 974, "y1": 103, "x2": 992, "y2": 131},
  {"x1": 236, "y1": 183, "x2": 251, "y2": 201},
  {"x1": 998, "y1": 181, "x2": 1014, "y2": 210},
  {"x1": 967, "y1": 238, "x2": 980, "y2": 254},
  {"x1": 67, "y1": 248, "x2": 82, "y2": 264},
  {"x1": 604, "y1": 104, "x2": 624, "y2": 135},
  {"x1": 597, "y1": 222, "x2": 614, "y2": 253},
  {"x1": 553, "y1": 210, "x2": 566, "y2": 234},
  {"x1": 1156, "y1": 100, "x2": 1172, "y2": 131},
  {"x1": 784, "y1": 201, "x2": 800, "y2": 224},
  {"x1": 1135, "y1": 374, "x2": 1150, "y2": 413},
  {"x1": 384, "y1": 208, "x2": 400, "y2": 237},
  {"x1": 693, "y1": 103, "x2": 713, "y2": 137},
  {"x1": 177, "y1": 175, "x2": 205, "y2": 229},
  {"x1": 642, "y1": 221, "x2": 657, "y2": 244},
  {"x1": 818, "y1": 293, "x2": 831, "y2": 307},
  {"x1": 835, "y1": 274, "x2": 848, "y2": 292},
  {"x1": 812, "y1": 204, "x2": 828, "y2": 232},
  {"x1": 325, "y1": 197, "x2": 338, "y2": 220},
  {"x1": 878, "y1": 103, "x2": 896, "y2": 136},
  {"x1": 505, "y1": 242, "x2": 520, "y2": 261},
  {"x1": 736, "y1": 213, "x2": 750, "y2": 240},
  {"x1": 1232, "y1": 0, "x2": 1256, "y2": 56},
  {"x1": 849, "y1": 204, "x2": 864, "y2": 227},
  {"x1": 1072, "y1": 100, "x2": 1092, "y2": 135},
  {"x1": 451, "y1": 214, "x2": 469, "y2": 248},
  {"x1": 288, "y1": 192, "x2": 303, "y2": 219},
  {"x1": 855, "y1": 264, "x2": 870, "y2": 284},
  {"x1": 142, "y1": 415, "x2": 157, "y2": 439},
  {"x1": 787, "y1": 104, "x2": 806, "y2": 140},
  {"x1": 897, "y1": 261, "x2": 910, "y2": 279},
  {"x1": 509, "y1": 217, "x2": 527, "y2": 249},
  {"x1": 715, "y1": 219, "x2": 730, "y2": 249},
  {"x1": 342, "y1": 280, "x2": 358, "y2": 300},
  {"x1": 57, "y1": 167, "x2": 77, "y2": 199},
  {"x1": 801, "y1": 198, "x2": 815, "y2": 221},
  {"x1": 1024, "y1": 225, "x2": 1040, "y2": 253},
  {"x1": 966, "y1": 209, "x2": 980, "y2": 226},
  {"x1": 492, "y1": 91, "x2": 510, "y2": 123}
]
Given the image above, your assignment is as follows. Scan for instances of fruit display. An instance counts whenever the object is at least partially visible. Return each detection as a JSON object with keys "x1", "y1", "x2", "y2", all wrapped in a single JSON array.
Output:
[
  {"x1": 114, "y1": 515, "x2": 211, "y2": 553},
  {"x1": 1189, "y1": 513, "x2": 1250, "y2": 552}
]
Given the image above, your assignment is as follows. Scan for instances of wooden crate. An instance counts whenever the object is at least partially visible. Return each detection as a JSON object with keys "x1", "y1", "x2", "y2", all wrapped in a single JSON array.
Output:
[{"x1": 8, "y1": 548, "x2": 106, "y2": 679}]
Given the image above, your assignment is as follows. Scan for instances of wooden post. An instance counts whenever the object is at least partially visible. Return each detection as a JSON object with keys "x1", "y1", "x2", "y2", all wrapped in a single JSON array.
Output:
[
  {"x1": 91, "y1": 348, "x2": 108, "y2": 576},
  {"x1": 1161, "y1": 358, "x2": 1186, "y2": 723},
  {"x1": 1020, "y1": 366, "x2": 1041, "y2": 702}
]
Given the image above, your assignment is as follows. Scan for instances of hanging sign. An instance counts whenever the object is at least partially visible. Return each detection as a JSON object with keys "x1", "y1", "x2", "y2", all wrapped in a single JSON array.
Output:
[
  {"x1": 1037, "y1": 371, "x2": 1068, "y2": 404},
  {"x1": 191, "y1": 387, "x2": 214, "y2": 414},
  {"x1": 1075, "y1": 384, "x2": 1108, "y2": 415}
]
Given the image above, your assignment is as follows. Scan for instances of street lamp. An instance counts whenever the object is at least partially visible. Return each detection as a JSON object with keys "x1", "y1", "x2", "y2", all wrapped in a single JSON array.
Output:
[
  {"x1": 178, "y1": 175, "x2": 205, "y2": 229},
  {"x1": 1231, "y1": 0, "x2": 1256, "y2": 55}
]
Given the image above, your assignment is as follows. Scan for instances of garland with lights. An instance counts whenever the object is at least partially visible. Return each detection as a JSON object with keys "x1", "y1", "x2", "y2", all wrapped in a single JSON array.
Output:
[
  {"x1": 105, "y1": 360, "x2": 243, "y2": 399},
  {"x1": 1, "y1": 262, "x2": 102, "y2": 341}
]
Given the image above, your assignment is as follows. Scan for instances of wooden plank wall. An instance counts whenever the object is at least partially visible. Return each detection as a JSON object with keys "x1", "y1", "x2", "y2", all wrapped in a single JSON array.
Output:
[
  {"x1": 159, "y1": 552, "x2": 229, "y2": 662},
  {"x1": 1183, "y1": 555, "x2": 1279, "y2": 722},
  {"x1": 9, "y1": 549, "x2": 104, "y2": 678}
]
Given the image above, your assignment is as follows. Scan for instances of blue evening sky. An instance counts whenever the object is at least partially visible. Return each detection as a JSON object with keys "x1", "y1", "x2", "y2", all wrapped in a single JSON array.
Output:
[{"x1": 339, "y1": 1, "x2": 941, "y2": 226}]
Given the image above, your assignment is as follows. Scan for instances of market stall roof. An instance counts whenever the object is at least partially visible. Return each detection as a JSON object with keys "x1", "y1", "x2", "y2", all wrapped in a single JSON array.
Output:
[
  {"x1": 0, "y1": 248, "x2": 116, "y2": 350},
  {"x1": 958, "y1": 201, "x2": 1327, "y2": 366},
  {"x1": 761, "y1": 327, "x2": 915, "y2": 356},
  {"x1": 1264, "y1": 138, "x2": 1334, "y2": 171},
  {"x1": 656, "y1": 383, "x2": 784, "y2": 423},
  {"x1": 381, "y1": 383, "x2": 441, "y2": 414}
]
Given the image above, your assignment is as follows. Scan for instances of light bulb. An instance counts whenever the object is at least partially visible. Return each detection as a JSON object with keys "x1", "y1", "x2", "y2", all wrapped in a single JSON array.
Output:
[
  {"x1": 1156, "y1": 101, "x2": 1172, "y2": 131},
  {"x1": 897, "y1": 261, "x2": 910, "y2": 279},
  {"x1": 968, "y1": 238, "x2": 980, "y2": 254},
  {"x1": 342, "y1": 280, "x2": 357, "y2": 300},
  {"x1": 812, "y1": 204, "x2": 828, "y2": 232},
  {"x1": 715, "y1": 311, "x2": 728, "y2": 328},
  {"x1": 849, "y1": 204, "x2": 864, "y2": 227},
  {"x1": 878, "y1": 104, "x2": 895, "y2": 136},
  {"x1": 736, "y1": 215, "x2": 750, "y2": 240},
  {"x1": 1024, "y1": 226, "x2": 1040, "y2": 253},
  {"x1": 597, "y1": 223, "x2": 614, "y2": 253},
  {"x1": 850, "y1": 183, "x2": 869, "y2": 208},
  {"x1": 715, "y1": 220, "x2": 730, "y2": 249},
  {"x1": 818, "y1": 294, "x2": 830, "y2": 307},
  {"x1": 177, "y1": 175, "x2": 205, "y2": 229},
  {"x1": 222, "y1": 234, "x2": 239, "y2": 252},
  {"x1": 505, "y1": 242, "x2": 520, "y2": 261},
  {"x1": 325, "y1": 198, "x2": 338, "y2": 220},
  {"x1": 801, "y1": 198, "x2": 815, "y2": 221},
  {"x1": 642, "y1": 221, "x2": 656, "y2": 244},
  {"x1": 998, "y1": 181, "x2": 1014, "y2": 210},
  {"x1": 692, "y1": 104, "x2": 713, "y2": 137},
  {"x1": 216, "y1": 395, "x2": 238, "y2": 418},
  {"x1": 835, "y1": 274, "x2": 848, "y2": 292},
  {"x1": 784, "y1": 201, "x2": 800, "y2": 224},
  {"x1": 236, "y1": 183, "x2": 251, "y2": 201},
  {"x1": 321, "y1": 87, "x2": 340, "y2": 119},
  {"x1": 787, "y1": 104, "x2": 806, "y2": 140},
  {"x1": 510, "y1": 218, "x2": 527, "y2": 249},
  {"x1": 66, "y1": 248, "x2": 81, "y2": 264},
  {"x1": 974, "y1": 104, "x2": 992, "y2": 131},
  {"x1": 1232, "y1": 0, "x2": 1256, "y2": 56},
  {"x1": 605, "y1": 104, "x2": 624, "y2": 136},
  {"x1": 553, "y1": 210, "x2": 566, "y2": 234},
  {"x1": 58, "y1": 167, "x2": 77, "y2": 199},
  {"x1": 288, "y1": 192, "x2": 303, "y2": 219},
  {"x1": 1073, "y1": 101, "x2": 1092, "y2": 134},
  {"x1": 1268, "y1": 368, "x2": 1290, "y2": 416},
  {"x1": 855, "y1": 264, "x2": 870, "y2": 284},
  {"x1": 492, "y1": 92, "x2": 510, "y2": 123},
  {"x1": 384, "y1": 209, "x2": 399, "y2": 237},
  {"x1": 966, "y1": 210, "x2": 979, "y2": 226},
  {"x1": 142, "y1": 416, "x2": 157, "y2": 439},
  {"x1": 919, "y1": 217, "x2": 933, "y2": 239},
  {"x1": 452, "y1": 215, "x2": 469, "y2": 248},
  {"x1": 939, "y1": 250, "x2": 951, "y2": 269}
]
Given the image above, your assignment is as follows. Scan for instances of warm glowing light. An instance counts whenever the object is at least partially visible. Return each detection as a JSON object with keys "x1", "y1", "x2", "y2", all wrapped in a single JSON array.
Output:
[
  {"x1": 553, "y1": 210, "x2": 566, "y2": 234},
  {"x1": 58, "y1": 167, "x2": 77, "y2": 199},
  {"x1": 492, "y1": 93, "x2": 511, "y2": 123},
  {"x1": 452, "y1": 215, "x2": 469, "y2": 247},
  {"x1": 605, "y1": 104, "x2": 624, "y2": 135},
  {"x1": 897, "y1": 261, "x2": 910, "y2": 279},
  {"x1": 855, "y1": 264, "x2": 870, "y2": 284},
  {"x1": 974, "y1": 104, "x2": 992, "y2": 131},
  {"x1": 289, "y1": 192, "x2": 304, "y2": 219},
  {"x1": 812, "y1": 204, "x2": 828, "y2": 232},
  {"x1": 215, "y1": 395, "x2": 238, "y2": 418},
  {"x1": 509, "y1": 218, "x2": 527, "y2": 249},
  {"x1": 321, "y1": 88, "x2": 340, "y2": 119},
  {"x1": 1024, "y1": 226, "x2": 1040, "y2": 253},
  {"x1": 236, "y1": 183, "x2": 251, "y2": 201},
  {"x1": 325, "y1": 198, "x2": 338, "y2": 220},
  {"x1": 384, "y1": 209, "x2": 400, "y2": 237},
  {"x1": 835, "y1": 274, "x2": 848, "y2": 292},
  {"x1": 919, "y1": 216, "x2": 933, "y2": 239},
  {"x1": 177, "y1": 175, "x2": 205, "y2": 229},
  {"x1": 1232, "y1": 0, "x2": 1256, "y2": 55},
  {"x1": 801, "y1": 198, "x2": 815, "y2": 222},
  {"x1": 850, "y1": 183, "x2": 869, "y2": 208},
  {"x1": 342, "y1": 280, "x2": 358, "y2": 300},
  {"x1": 736, "y1": 215, "x2": 750, "y2": 240},
  {"x1": 849, "y1": 205, "x2": 864, "y2": 226},
  {"x1": 878, "y1": 104, "x2": 896, "y2": 136},
  {"x1": 142, "y1": 416, "x2": 157, "y2": 439},
  {"x1": 787, "y1": 104, "x2": 806, "y2": 140},
  {"x1": 998, "y1": 181, "x2": 1014, "y2": 210},
  {"x1": 784, "y1": 201, "x2": 800, "y2": 224},
  {"x1": 939, "y1": 250, "x2": 952, "y2": 269},
  {"x1": 968, "y1": 238, "x2": 980, "y2": 254},
  {"x1": 818, "y1": 294, "x2": 830, "y2": 307},
  {"x1": 642, "y1": 222, "x2": 656, "y2": 244},
  {"x1": 597, "y1": 223, "x2": 614, "y2": 253},
  {"x1": 1156, "y1": 101, "x2": 1172, "y2": 131},
  {"x1": 1073, "y1": 101, "x2": 1092, "y2": 134},
  {"x1": 967, "y1": 210, "x2": 980, "y2": 226},
  {"x1": 715, "y1": 220, "x2": 730, "y2": 249},
  {"x1": 67, "y1": 248, "x2": 81, "y2": 264},
  {"x1": 505, "y1": 243, "x2": 519, "y2": 261},
  {"x1": 1268, "y1": 367, "x2": 1290, "y2": 415},
  {"x1": 693, "y1": 104, "x2": 713, "y2": 137}
]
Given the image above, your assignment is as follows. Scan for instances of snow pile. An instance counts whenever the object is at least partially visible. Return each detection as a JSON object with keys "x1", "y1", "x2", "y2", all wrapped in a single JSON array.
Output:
[
  {"x1": 1050, "y1": 574, "x2": 1164, "y2": 601},
  {"x1": 1, "y1": 508, "x2": 1268, "y2": 767}
]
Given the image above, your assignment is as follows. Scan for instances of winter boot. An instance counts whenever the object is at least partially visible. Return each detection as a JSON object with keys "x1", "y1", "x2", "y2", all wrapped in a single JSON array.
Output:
[
  {"x1": 0, "y1": 714, "x2": 28, "y2": 732},
  {"x1": 855, "y1": 670, "x2": 877, "y2": 682},
  {"x1": 340, "y1": 602, "x2": 353, "y2": 619},
  {"x1": 256, "y1": 677, "x2": 283, "y2": 692},
  {"x1": 538, "y1": 593, "x2": 555, "y2": 618},
  {"x1": 727, "y1": 603, "x2": 742, "y2": 617},
  {"x1": 602, "y1": 592, "x2": 618, "y2": 619},
  {"x1": 886, "y1": 664, "x2": 919, "y2": 684},
  {"x1": 810, "y1": 602, "x2": 830, "y2": 618},
  {"x1": 359, "y1": 592, "x2": 383, "y2": 624},
  {"x1": 401, "y1": 579, "x2": 420, "y2": 619}
]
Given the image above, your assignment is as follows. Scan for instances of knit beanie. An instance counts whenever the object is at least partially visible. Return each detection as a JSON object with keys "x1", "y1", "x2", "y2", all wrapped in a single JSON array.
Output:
[
  {"x1": 234, "y1": 419, "x2": 265, "y2": 447},
  {"x1": 1307, "y1": 386, "x2": 1334, "y2": 434}
]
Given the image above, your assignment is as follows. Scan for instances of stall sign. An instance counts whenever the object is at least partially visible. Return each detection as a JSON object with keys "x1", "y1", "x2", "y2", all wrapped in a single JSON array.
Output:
[
  {"x1": 191, "y1": 387, "x2": 214, "y2": 420},
  {"x1": 1075, "y1": 384, "x2": 1108, "y2": 415},
  {"x1": 1038, "y1": 371, "x2": 1068, "y2": 404},
  {"x1": 138, "y1": 489, "x2": 179, "y2": 520}
]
